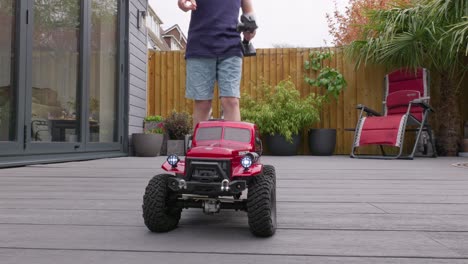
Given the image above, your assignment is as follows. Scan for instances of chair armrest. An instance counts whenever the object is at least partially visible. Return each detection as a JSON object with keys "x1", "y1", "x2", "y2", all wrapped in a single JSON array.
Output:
[
  {"x1": 356, "y1": 104, "x2": 381, "y2": 116},
  {"x1": 410, "y1": 99, "x2": 435, "y2": 112}
]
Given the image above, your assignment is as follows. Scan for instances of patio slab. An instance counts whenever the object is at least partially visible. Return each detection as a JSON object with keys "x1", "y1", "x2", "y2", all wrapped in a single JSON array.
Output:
[{"x1": 0, "y1": 156, "x2": 467, "y2": 263}]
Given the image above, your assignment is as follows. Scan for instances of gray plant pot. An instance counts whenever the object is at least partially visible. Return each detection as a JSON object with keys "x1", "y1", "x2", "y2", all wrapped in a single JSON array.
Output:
[
  {"x1": 132, "y1": 133, "x2": 163, "y2": 157},
  {"x1": 308, "y1": 129, "x2": 336, "y2": 156},
  {"x1": 167, "y1": 139, "x2": 185, "y2": 156},
  {"x1": 265, "y1": 134, "x2": 301, "y2": 156},
  {"x1": 185, "y1": 134, "x2": 192, "y2": 152}
]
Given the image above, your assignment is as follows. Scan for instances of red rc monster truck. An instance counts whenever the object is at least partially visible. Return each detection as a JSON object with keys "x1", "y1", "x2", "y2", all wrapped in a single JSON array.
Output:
[{"x1": 142, "y1": 120, "x2": 276, "y2": 237}]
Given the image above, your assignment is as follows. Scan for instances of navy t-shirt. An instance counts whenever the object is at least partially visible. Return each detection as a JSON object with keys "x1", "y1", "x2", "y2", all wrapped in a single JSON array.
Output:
[{"x1": 185, "y1": 0, "x2": 242, "y2": 58}]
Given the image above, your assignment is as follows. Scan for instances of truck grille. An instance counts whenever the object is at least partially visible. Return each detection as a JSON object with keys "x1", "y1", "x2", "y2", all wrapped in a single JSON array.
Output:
[{"x1": 185, "y1": 159, "x2": 231, "y2": 183}]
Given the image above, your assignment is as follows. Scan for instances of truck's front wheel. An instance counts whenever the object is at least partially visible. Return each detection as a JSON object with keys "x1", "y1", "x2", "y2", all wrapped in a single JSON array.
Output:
[
  {"x1": 247, "y1": 165, "x2": 277, "y2": 237},
  {"x1": 142, "y1": 174, "x2": 181, "y2": 232}
]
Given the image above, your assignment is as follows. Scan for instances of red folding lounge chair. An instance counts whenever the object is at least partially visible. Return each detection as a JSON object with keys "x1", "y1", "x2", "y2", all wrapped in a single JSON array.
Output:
[{"x1": 351, "y1": 68, "x2": 437, "y2": 159}]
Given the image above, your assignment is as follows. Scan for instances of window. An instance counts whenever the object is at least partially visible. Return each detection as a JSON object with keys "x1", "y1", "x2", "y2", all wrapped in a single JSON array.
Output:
[
  {"x1": 224, "y1": 127, "x2": 251, "y2": 143},
  {"x1": 90, "y1": 0, "x2": 119, "y2": 142},
  {"x1": 195, "y1": 127, "x2": 222, "y2": 141},
  {"x1": 31, "y1": 0, "x2": 81, "y2": 142},
  {"x1": 0, "y1": 0, "x2": 16, "y2": 141}
]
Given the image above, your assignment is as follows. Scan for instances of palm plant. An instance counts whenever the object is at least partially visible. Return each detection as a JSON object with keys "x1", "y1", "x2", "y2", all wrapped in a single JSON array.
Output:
[
  {"x1": 449, "y1": 18, "x2": 468, "y2": 55},
  {"x1": 424, "y1": 0, "x2": 468, "y2": 55},
  {"x1": 346, "y1": 0, "x2": 468, "y2": 156}
]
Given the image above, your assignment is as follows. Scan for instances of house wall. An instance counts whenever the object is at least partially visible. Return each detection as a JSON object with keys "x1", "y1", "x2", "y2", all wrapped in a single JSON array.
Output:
[
  {"x1": 163, "y1": 29, "x2": 187, "y2": 50},
  {"x1": 164, "y1": 37, "x2": 171, "y2": 49},
  {"x1": 127, "y1": 0, "x2": 148, "y2": 152},
  {"x1": 166, "y1": 28, "x2": 181, "y2": 41}
]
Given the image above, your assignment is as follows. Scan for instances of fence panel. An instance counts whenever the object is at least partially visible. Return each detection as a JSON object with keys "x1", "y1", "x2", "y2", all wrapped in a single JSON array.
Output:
[{"x1": 147, "y1": 48, "x2": 468, "y2": 155}]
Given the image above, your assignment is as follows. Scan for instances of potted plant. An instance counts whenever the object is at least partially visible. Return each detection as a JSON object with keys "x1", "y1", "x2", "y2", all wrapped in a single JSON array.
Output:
[
  {"x1": 304, "y1": 49, "x2": 347, "y2": 155},
  {"x1": 241, "y1": 79, "x2": 322, "y2": 155},
  {"x1": 132, "y1": 115, "x2": 165, "y2": 157},
  {"x1": 143, "y1": 115, "x2": 164, "y2": 132},
  {"x1": 163, "y1": 111, "x2": 192, "y2": 156}
]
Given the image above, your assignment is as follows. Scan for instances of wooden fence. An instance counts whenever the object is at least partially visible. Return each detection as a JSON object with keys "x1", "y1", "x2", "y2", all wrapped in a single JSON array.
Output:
[{"x1": 147, "y1": 48, "x2": 468, "y2": 155}]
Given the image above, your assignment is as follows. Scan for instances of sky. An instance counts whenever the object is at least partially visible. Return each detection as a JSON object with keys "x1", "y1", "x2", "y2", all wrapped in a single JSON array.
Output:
[{"x1": 148, "y1": 0, "x2": 350, "y2": 48}]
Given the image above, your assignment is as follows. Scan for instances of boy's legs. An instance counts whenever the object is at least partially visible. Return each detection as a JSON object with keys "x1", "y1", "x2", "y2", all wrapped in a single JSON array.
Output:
[
  {"x1": 217, "y1": 56, "x2": 242, "y2": 121},
  {"x1": 186, "y1": 56, "x2": 242, "y2": 127},
  {"x1": 220, "y1": 97, "x2": 240, "y2": 121},
  {"x1": 186, "y1": 58, "x2": 217, "y2": 128},
  {"x1": 193, "y1": 100, "x2": 212, "y2": 128}
]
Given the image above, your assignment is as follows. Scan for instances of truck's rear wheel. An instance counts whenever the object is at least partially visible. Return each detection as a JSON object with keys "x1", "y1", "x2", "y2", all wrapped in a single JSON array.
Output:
[
  {"x1": 247, "y1": 165, "x2": 277, "y2": 237},
  {"x1": 142, "y1": 174, "x2": 181, "y2": 232}
]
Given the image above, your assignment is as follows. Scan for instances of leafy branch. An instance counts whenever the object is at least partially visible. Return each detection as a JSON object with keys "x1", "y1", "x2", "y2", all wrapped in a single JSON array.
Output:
[{"x1": 304, "y1": 50, "x2": 347, "y2": 101}]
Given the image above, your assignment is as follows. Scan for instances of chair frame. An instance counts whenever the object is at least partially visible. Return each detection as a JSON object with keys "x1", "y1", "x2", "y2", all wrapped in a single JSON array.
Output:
[{"x1": 350, "y1": 68, "x2": 437, "y2": 160}]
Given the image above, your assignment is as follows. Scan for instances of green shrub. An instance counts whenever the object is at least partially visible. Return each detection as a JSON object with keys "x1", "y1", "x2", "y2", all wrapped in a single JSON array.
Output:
[
  {"x1": 304, "y1": 50, "x2": 347, "y2": 100},
  {"x1": 163, "y1": 111, "x2": 192, "y2": 140},
  {"x1": 145, "y1": 123, "x2": 165, "y2": 134},
  {"x1": 143, "y1": 115, "x2": 164, "y2": 134},
  {"x1": 241, "y1": 79, "x2": 322, "y2": 142},
  {"x1": 144, "y1": 115, "x2": 164, "y2": 122}
]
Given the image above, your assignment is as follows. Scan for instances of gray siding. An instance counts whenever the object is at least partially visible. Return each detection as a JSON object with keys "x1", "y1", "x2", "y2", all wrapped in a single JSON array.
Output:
[{"x1": 127, "y1": 0, "x2": 148, "y2": 153}]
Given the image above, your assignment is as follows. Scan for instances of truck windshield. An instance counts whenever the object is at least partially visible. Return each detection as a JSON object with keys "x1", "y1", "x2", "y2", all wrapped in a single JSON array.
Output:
[
  {"x1": 195, "y1": 126, "x2": 251, "y2": 143},
  {"x1": 224, "y1": 127, "x2": 251, "y2": 143},
  {"x1": 196, "y1": 127, "x2": 222, "y2": 141}
]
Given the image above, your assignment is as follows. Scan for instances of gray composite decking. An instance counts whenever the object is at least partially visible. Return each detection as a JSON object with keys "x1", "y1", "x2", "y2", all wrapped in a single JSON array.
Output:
[{"x1": 0, "y1": 156, "x2": 467, "y2": 264}]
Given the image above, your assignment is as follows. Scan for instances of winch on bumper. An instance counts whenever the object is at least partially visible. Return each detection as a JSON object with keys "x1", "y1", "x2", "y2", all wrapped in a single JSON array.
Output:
[{"x1": 167, "y1": 177, "x2": 247, "y2": 196}]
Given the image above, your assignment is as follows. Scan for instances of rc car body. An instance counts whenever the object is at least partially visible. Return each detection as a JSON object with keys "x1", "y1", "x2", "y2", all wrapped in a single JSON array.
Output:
[{"x1": 142, "y1": 120, "x2": 277, "y2": 237}]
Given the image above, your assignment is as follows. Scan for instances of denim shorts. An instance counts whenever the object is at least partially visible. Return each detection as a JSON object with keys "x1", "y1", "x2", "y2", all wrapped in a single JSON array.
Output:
[{"x1": 185, "y1": 56, "x2": 242, "y2": 100}]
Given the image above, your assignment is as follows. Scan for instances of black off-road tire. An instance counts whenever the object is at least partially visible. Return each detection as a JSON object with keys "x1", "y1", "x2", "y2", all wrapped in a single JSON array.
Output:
[
  {"x1": 247, "y1": 165, "x2": 277, "y2": 237},
  {"x1": 142, "y1": 174, "x2": 181, "y2": 232}
]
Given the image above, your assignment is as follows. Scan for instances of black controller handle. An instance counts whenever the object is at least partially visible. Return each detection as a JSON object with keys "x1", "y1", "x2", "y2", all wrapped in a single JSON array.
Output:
[
  {"x1": 241, "y1": 39, "x2": 256, "y2": 57},
  {"x1": 237, "y1": 14, "x2": 258, "y2": 57}
]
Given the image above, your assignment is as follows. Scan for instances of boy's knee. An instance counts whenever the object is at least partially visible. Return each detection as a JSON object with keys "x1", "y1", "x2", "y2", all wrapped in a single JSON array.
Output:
[
  {"x1": 193, "y1": 100, "x2": 213, "y2": 127},
  {"x1": 221, "y1": 97, "x2": 240, "y2": 109},
  {"x1": 220, "y1": 97, "x2": 241, "y2": 121},
  {"x1": 195, "y1": 100, "x2": 212, "y2": 111}
]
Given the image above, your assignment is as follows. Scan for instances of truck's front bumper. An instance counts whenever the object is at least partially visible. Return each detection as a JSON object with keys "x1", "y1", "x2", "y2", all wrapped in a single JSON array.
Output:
[{"x1": 167, "y1": 177, "x2": 246, "y2": 196}]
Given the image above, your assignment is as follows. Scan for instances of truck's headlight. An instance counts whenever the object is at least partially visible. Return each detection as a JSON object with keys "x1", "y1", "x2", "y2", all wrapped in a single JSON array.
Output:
[
  {"x1": 167, "y1": 154, "x2": 179, "y2": 167},
  {"x1": 241, "y1": 152, "x2": 259, "y2": 170},
  {"x1": 241, "y1": 155, "x2": 253, "y2": 169}
]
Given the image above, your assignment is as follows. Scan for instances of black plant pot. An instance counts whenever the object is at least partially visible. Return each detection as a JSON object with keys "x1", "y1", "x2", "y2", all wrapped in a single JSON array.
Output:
[
  {"x1": 308, "y1": 129, "x2": 336, "y2": 156},
  {"x1": 265, "y1": 134, "x2": 301, "y2": 156}
]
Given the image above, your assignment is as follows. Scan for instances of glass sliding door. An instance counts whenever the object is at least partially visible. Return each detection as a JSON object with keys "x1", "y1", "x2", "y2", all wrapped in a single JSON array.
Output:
[
  {"x1": 31, "y1": 0, "x2": 81, "y2": 143},
  {"x1": 90, "y1": 0, "x2": 119, "y2": 143},
  {"x1": 1, "y1": 0, "x2": 124, "y2": 163},
  {"x1": 0, "y1": 0, "x2": 16, "y2": 142}
]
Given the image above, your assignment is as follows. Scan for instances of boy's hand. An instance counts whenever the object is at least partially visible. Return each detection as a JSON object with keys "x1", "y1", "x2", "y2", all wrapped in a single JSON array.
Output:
[
  {"x1": 178, "y1": 0, "x2": 197, "y2": 12},
  {"x1": 243, "y1": 30, "x2": 256, "y2": 42}
]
